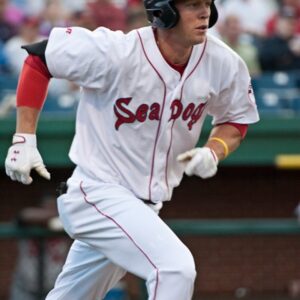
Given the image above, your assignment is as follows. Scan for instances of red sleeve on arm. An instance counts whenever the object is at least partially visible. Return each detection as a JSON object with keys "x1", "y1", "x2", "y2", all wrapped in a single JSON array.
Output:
[
  {"x1": 16, "y1": 55, "x2": 52, "y2": 110},
  {"x1": 220, "y1": 122, "x2": 249, "y2": 139}
]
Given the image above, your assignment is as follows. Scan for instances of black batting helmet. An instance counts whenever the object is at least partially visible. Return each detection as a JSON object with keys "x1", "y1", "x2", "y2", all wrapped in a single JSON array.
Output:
[{"x1": 144, "y1": 0, "x2": 218, "y2": 29}]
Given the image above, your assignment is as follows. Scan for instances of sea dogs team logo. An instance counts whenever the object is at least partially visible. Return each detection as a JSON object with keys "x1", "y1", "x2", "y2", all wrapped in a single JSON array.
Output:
[{"x1": 114, "y1": 97, "x2": 206, "y2": 130}]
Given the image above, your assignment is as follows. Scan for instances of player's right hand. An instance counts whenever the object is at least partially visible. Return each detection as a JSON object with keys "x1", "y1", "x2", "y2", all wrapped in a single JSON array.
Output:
[
  {"x1": 177, "y1": 147, "x2": 218, "y2": 179},
  {"x1": 5, "y1": 133, "x2": 51, "y2": 185}
]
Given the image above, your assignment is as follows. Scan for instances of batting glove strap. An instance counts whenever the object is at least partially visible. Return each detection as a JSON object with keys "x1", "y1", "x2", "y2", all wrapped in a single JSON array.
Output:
[
  {"x1": 12, "y1": 133, "x2": 37, "y2": 147},
  {"x1": 178, "y1": 147, "x2": 218, "y2": 179}
]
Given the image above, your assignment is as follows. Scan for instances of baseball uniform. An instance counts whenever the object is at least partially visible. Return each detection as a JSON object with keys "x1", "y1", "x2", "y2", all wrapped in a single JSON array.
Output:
[{"x1": 42, "y1": 25, "x2": 259, "y2": 300}]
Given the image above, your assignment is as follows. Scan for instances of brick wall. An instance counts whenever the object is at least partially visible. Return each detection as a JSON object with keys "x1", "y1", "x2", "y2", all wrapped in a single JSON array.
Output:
[
  {"x1": 188, "y1": 236, "x2": 300, "y2": 294},
  {"x1": 0, "y1": 166, "x2": 300, "y2": 299}
]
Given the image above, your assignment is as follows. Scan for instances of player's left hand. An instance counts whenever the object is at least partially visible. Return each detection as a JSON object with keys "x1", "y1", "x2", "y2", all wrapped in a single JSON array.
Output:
[{"x1": 177, "y1": 147, "x2": 218, "y2": 179}]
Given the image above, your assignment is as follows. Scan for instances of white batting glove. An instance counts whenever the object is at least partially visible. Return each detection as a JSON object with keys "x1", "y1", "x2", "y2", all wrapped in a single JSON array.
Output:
[
  {"x1": 177, "y1": 147, "x2": 218, "y2": 179},
  {"x1": 5, "y1": 133, "x2": 51, "y2": 185}
]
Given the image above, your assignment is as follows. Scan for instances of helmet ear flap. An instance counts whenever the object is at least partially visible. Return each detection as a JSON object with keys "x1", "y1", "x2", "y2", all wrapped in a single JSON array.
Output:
[
  {"x1": 144, "y1": 0, "x2": 179, "y2": 29},
  {"x1": 158, "y1": 2, "x2": 179, "y2": 28}
]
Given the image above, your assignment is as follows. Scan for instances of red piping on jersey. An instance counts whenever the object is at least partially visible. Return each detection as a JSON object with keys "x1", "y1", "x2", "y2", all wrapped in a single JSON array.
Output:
[
  {"x1": 164, "y1": 39, "x2": 208, "y2": 195},
  {"x1": 79, "y1": 181, "x2": 159, "y2": 299},
  {"x1": 137, "y1": 30, "x2": 167, "y2": 202}
]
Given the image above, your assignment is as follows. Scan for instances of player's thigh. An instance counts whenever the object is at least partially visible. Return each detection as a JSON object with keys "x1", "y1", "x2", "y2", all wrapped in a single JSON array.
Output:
[
  {"x1": 81, "y1": 198, "x2": 193, "y2": 280},
  {"x1": 58, "y1": 180, "x2": 194, "y2": 279}
]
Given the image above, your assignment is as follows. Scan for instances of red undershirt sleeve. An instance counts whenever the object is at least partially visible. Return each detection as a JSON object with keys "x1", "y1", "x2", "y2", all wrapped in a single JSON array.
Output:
[
  {"x1": 16, "y1": 55, "x2": 52, "y2": 110},
  {"x1": 219, "y1": 122, "x2": 249, "y2": 139}
]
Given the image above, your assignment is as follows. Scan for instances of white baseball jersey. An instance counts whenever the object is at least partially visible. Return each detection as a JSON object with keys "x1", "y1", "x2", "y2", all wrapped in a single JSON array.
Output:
[{"x1": 45, "y1": 26, "x2": 259, "y2": 203}]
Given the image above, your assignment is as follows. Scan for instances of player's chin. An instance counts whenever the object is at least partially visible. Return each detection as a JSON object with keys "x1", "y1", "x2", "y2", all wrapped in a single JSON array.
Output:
[
  {"x1": 191, "y1": 30, "x2": 207, "y2": 44},
  {"x1": 191, "y1": 35, "x2": 206, "y2": 45}
]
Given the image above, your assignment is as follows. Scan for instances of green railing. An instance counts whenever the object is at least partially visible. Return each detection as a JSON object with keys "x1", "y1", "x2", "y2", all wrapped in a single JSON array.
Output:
[{"x1": 2, "y1": 219, "x2": 300, "y2": 239}]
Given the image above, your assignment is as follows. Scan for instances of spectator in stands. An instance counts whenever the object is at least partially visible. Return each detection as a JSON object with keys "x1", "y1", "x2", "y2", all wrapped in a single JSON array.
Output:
[
  {"x1": 258, "y1": 6, "x2": 300, "y2": 71},
  {"x1": 219, "y1": 14, "x2": 261, "y2": 77},
  {"x1": 11, "y1": 0, "x2": 45, "y2": 16},
  {"x1": 3, "y1": 0, "x2": 24, "y2": 26},
  {"x1": 39, "y1": 0, "x2": 70, "y2": 37},
  {"x1": 126, "y1": 4, "x2": 148, "y2": 32},
  {"x1": 60, "y1": 0, "x2": 86, "y2": 15},
  {"x1": 86, "y1": 0, "x2": 127, "y2": 31},
  {"x1": 0, "y1": 0, "x2": 17, "y2": 42},
  {"x1": 4, "y1": 12, "x2": 74, "y2": 103},
  {"x1": 13, "y1": 0, "x2": 85, "y2": 17},
  {"x1": 68, "y1": 9, "x2": 97, "y2": 31},
  {"x1": 9, "y1": 193, "x2": 70, "y2": 300},
  {"x1": 4, "y1": 15, "x2": 43, "y2": 75},
  {"x1": 266, "y1": 0, "x2": 300, "y2": 36},
  {"x1": 127, "y1": 0, "x2": 143, "y2": 8},
  {"x1": 221, "y1": 0, "x2": 278, "y2": 39}
]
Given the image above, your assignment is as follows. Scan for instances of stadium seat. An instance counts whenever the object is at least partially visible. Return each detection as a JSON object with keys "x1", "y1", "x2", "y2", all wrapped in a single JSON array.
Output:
[
  {"x1": 0, "y1": 75, "x2": 79, "y2": 117},
  {"x1": 252, "y1": 71, "x2": 300, "y2": 116},
  {"x1": 0, "y1": 75, "x2": 18, "y2": 118},
  {"x1": 0, "y1": 75, "x2": 18, "y2": 98},
  {"x1": 43, "y1": 93, "x2": 79, "y2": 115}
]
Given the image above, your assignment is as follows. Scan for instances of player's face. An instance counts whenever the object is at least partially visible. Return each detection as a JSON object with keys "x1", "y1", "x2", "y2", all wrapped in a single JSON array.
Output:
[{"x1": 174, "y1": 0, "x2": 211, "y2": 45}]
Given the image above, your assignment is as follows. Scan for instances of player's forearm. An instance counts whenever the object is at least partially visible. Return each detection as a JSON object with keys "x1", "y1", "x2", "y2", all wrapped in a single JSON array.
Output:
[
  {"x1": 16, "y1": 106, "x2": 40, "y2": 133},
  {"x1": 205, "y1": 124, "x2": 243, "y2": 161},
  {"x1": 15, "y1": 54, "x2": 52, "y2": 133}
]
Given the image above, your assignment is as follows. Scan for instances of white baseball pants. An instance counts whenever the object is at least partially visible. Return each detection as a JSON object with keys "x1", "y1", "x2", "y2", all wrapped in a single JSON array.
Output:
[{"x1": 46, "y1": 177, "x2": 196, "y2": 300}]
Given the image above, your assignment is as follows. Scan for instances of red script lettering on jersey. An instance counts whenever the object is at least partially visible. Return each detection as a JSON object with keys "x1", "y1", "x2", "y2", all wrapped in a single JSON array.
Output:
[
  {"x1": 169, "y1": 99, "x2": 206, "y2": 130},
  {"x1": 114, "y1": 98, "x2": 206, "y2": 130}
]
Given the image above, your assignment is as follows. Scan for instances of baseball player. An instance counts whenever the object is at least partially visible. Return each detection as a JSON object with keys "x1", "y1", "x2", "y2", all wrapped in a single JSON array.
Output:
[{"x1": 5, "y1": 0, "x2": 259, "y2": 299}]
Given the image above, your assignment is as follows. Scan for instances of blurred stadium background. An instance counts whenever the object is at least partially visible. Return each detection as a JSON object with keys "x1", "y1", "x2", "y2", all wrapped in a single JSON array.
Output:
[{"x1": 1, "y1": 0, "x2": 300, "y2": 299}]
